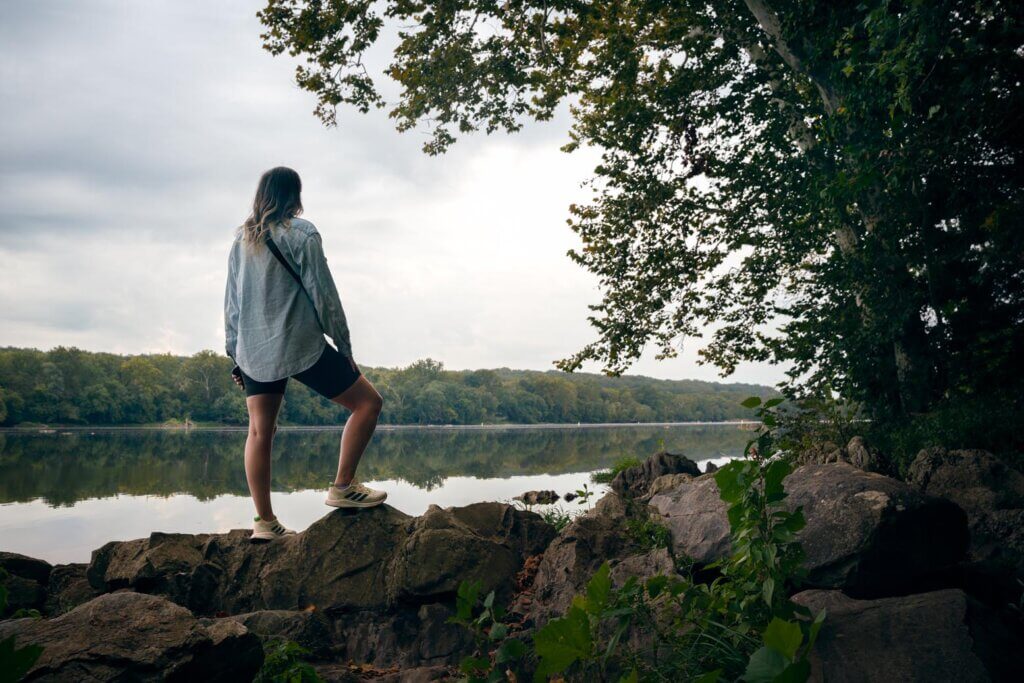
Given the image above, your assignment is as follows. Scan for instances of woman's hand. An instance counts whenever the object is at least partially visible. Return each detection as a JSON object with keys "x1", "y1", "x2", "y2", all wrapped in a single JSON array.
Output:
[{"x1": 231, "y1": 365, "x2": 245, "y2": 391}]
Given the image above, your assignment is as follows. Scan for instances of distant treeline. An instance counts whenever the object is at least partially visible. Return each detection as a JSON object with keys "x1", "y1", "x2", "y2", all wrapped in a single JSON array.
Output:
[{"x1": 0, "y1": 347, "x2": 777, "y2": 427}]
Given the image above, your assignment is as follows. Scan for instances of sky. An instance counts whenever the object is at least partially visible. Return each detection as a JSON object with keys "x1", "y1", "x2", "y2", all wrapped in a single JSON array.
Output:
[{"x1": 0, "y1": 0, "x2": 784, "y2": 386}]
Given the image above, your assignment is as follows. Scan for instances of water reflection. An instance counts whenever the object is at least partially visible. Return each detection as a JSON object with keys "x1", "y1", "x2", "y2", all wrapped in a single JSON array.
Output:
[{"x1": 0, "y1": 425, "x2": 749, "y2": 506}]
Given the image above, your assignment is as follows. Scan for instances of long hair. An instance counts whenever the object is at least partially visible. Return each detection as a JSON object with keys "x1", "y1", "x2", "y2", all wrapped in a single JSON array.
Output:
[{"x1": 240, "y1": 167, "x2": 303, "y2": 248}]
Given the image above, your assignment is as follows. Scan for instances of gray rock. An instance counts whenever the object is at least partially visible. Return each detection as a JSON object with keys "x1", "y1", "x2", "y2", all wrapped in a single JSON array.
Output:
[
  {"x1": 87, "y1": 502, "x2": 554, "y2": 616},
  {"x1": 908, "y1": 448, "x2": 1024, "y2": 515},
  {"x1": 611, "y1": 451, "x2": 701, "y2": 499},
  {"x1": 703, "y1": 461, "x2": 719, "y2": 474},
  {"x1": 793, "y1": 588, "x2": 1022, "y2": 682},
  {"x1": 228, "y1": 609, "x2": 334, "y2": 658},
  {"x1": 650, "y1": 463, "x2": 969, "y2": 596},
  {"x1": 0, "y1": 592, "x2": 262, "y2": 682},
  {"x1": 44, "y1": 564, "x2": 101, "y2": 616},
  {"x1": 332, "y1": 603, "x2": 472, "y2": 669},
  {"x1": 648, "y1": 473, "x2": 696, "y2": 498},
  {"x1": 0, "y1": 551, "x2": 53, "y2": 585},
  {"x1": 794, "y1": 437, "x2": 881, "y2": 472},
  {"x1": 515, "y1": 490, "x2": 560, "y2": 505}
]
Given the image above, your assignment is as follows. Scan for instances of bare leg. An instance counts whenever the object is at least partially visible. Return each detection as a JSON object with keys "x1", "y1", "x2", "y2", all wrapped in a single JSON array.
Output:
[
  {"x1": 330, "y1": 376, "x2": 383, "y2": 486},
  {"x1": 245, "y1": 392, "x2": 284, "y2": 520}
]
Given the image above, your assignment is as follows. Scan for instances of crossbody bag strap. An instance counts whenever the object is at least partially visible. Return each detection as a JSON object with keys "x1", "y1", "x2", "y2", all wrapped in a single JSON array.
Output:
[
  {"x1": 264, "y1": 234, "x2": 305, "y2": 290},
  {"x1": 265, "y1": 233, "x2": 328, "y2": 332}
]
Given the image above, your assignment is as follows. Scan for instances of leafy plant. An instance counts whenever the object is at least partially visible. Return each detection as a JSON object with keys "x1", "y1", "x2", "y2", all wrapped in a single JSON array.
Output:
[
  {"x1": 254, "y1": 639, "x2": 321, "y2": 683},
  {"x1": 447, "y1": 581, "x2": 527, "y2": 682},
  {"x1": 591, "y1": 457, "x2": 642, "y2": 485},
  {"x1": 538, "y1": 506, "x2": 575, "y2": 533},
  {"x1": 0, "y1": 568, "x2": 44, "y2": 683}
]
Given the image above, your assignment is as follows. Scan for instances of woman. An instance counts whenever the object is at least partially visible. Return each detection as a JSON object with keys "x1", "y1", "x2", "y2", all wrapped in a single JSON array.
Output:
[{"x1": 225, "y1": 166, "x2": 386, "y2": 541}]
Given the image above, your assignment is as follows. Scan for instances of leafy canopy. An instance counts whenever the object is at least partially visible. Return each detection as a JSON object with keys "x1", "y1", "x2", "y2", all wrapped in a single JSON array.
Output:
[{"x1": 258, "y1": 0, "x2": 1024, "y2": 424}]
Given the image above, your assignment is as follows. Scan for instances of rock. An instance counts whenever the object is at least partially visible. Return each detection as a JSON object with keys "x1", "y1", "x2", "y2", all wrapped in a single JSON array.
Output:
[
  {"x1": 609, "y1": 547, "x2": 675, "y2": 588},
  {"x1": 44, "y1": 564, "x2": 101, "y2": 616},
  {"x1": 228, "y1": 609, "x2": 334, "y2": 658},
  {"x1": 649, "y1": 474, "x2": 731, "y2": 565},
  {"x1": 908, "y1": 448, "x2": 1024, "y2": 515},
  {"x1": 795, "y1": 437, "x2": 881, "y2": 472},
  {"x1": 1, "y1": 552, "x2": 52, "y2": 615},
  {"x1": 389, "y1": 502, "x2": 556, "y2": 604},
  {"x1": 611, "y1": 451, "x2": 701, "y2": 499},
  {"x1": 792, "y1": 588, "x2": 1023, "y2": 682},
  {"x1": 703, "y1": 461, "x2": 719, "y2": 474},
  {"x1": 332, "y1": 603, "x2": 473, "y2": 669},
  {"x1": 515, "y1": 490, "x2": 560, "y2": 505},
  {"x1": 0, "y1": 551, "x2": 53, "y2": 585},
  {"x1": 845, "y1": 436, "x2": 882, "y2": 472},
  {"x1": 530, "y1": 492, "x2": 651, "y2": 625},
  {"x1": 88, "y1": 503, "x2": 553, "y2": 616},
  {"x1": 648, "y1": 473, "x2": 695, "y2": 498},
  {"x1": 0, "y1": 592, "x2": 262, "y2": 681},
  {"x1": 650, "y1": 463, "x2": 969, "y2": 596}
]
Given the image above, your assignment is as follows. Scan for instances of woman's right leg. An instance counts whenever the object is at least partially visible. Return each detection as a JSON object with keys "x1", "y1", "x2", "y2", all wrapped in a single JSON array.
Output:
[
  {"x1": 245, "y1": 392, "x2": 284, "y2": 520},
  {"x1": 330, "y1": 376, "x2": 383, "y2": 486}
]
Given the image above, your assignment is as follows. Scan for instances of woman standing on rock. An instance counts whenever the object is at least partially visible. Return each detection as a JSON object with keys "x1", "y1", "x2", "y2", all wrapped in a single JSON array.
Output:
[{"x1": 225, "y1": 166, "x2": 387, "y2": 541}]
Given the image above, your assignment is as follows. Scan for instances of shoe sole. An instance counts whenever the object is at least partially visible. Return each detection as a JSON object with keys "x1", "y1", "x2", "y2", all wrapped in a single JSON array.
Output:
[
  {"x1": 325, "y1": 494, "x2": 387, "y2": 509},
  {"x1": 250, "y1": 531, "x2": 296, "y2": 542}
]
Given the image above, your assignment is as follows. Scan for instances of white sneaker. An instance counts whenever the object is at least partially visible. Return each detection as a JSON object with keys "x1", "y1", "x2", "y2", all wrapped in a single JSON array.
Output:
[
  {"x1": 325, "y1": 478, "x2": 387, "y2": 508},
  {"x1": 250, "y1": 516, "x2": 297, "y2": 541}
]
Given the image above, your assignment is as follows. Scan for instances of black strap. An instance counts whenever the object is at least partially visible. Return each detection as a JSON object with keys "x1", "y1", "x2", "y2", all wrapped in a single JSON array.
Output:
[{"x1": 264, "y1": 234, "x2": 305, "y2": 290}]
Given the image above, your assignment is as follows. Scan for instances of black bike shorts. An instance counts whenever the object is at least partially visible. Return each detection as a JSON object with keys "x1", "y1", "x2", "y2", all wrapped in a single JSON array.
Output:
[{"x1": 240, "y1": 344, "x2": 361, "y2": 399}]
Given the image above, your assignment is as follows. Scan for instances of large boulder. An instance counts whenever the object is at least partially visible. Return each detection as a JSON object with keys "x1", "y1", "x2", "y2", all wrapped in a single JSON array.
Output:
[
  {"x1": 793, "y1": 588, "x2": 1023, "y2": 682},
  {"x1": 794, "y1": 436, "x2": 882, "y2": 473},
  {"x1": 611, "y1": 452, "x2": 701, "y2": 499},
  {"x1": 87, "y1": 503, "x2": 554, "y2": 617},
  {"x1": 44, "y1": 564, "x2": 101, "y2": 616},
  {"x1": 0, "y1": 592, "x2": 263, "y2": 682},
  {"x1": 389, "y1": 502, "x2": 555, "y2": 604},
  {"x1": 1, "y1": 551, "x2": 53, "y2": 615},
  {"x1": 650, "y1": 463, "x2": 969, "y2": 596}
]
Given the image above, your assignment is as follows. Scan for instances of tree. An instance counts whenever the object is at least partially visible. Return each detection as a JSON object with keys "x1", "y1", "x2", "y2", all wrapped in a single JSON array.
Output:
[{"x1": 258, "y1": 0, "x2": 1024, "y2": 428}]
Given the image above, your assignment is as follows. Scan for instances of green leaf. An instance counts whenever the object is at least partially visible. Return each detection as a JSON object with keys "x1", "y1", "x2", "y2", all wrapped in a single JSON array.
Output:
[
  {"x1": 459, "y1": 655, "x2": 491, "y2": 675},
  {"x1": 495, "y1": 638, "x2": 526, "y2": 663},
  {"x1": 533, "y1": 606, "x2": 592, "y2": 681},
  {"x1": 774, "y1": 659, "x2": 811, "y2": 683},
  {"x1": 0, "y1": 635, "x2": 43, "y2": 682},
  {"x1": 744, "y1": 645, "x2": 791, "y2": 683},
  {"x1": 489, "y1": 622, "x2": 508, "y2": 641},
  {"x1": 646, "y1": 574, "x2": 668, "y2": 599},
  {"x1": 806, "y1": 608, "x2": 827, "y2": 650},
  {"x1": 763, "y1": 618, "x2": 804, "y2": 660},
  {"x1": 618, "y1": 669, "x2": 639, "y2": 683},
  {"x1": 585, "y1": 562, "x2": 612, "y2": 613},
  {"x1": 762, "y1": 577, "x2": 775, "y2": 606},
  {"x1": 764, "y1": 397, "x2": 785, "y2": 408},
  {"x1": 741, "y1": 396, "x2": 762, "y2": 409},
  {"x1": 455, "y1": 581, "x2": 481, "y2": 621}
]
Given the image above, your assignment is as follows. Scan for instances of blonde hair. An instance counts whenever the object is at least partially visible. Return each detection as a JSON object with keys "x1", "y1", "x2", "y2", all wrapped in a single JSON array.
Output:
[{"x1": 240, "y1": 167, "x2": 303, "y2": 248}]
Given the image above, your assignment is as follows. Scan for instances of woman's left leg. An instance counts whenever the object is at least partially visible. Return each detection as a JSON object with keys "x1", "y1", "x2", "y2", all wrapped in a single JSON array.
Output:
[{"x1": 244, "y1": 392, "x2": 284, "y2": 521}]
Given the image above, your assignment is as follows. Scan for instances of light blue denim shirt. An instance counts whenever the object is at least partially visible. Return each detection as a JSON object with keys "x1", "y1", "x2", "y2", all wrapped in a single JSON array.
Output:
[{"x1": 224, "y1": 217, "x2": 353, "y2": 382}]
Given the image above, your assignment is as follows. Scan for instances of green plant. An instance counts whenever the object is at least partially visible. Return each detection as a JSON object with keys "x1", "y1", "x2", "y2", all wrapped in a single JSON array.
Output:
[
  {"x1": 0, "y1": 569, "x2": 44, "y2": 683},
  {"x1": 254, "y1": 639, "x2": 321, "y2": 683},
  {"x1": 538, "y1": 506, "x2": 575, "y2": 533},
  {"x1": 624, "y1": 516, "x2": 672, "y2": 553},
  {"x1": 573, "y1": 482, "x2": 595, "y2": 505},
  {"x1": 447, "y1": 581, "x2": 527, "y2": 682},
  {"x1": 591, "y1": 457, "x2": 642, "y2": 485}
]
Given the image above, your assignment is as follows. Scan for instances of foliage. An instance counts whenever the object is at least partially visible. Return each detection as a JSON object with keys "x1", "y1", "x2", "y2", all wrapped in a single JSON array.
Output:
[
  {"x1": 624, "y1": 516, "x2": 673, "y2": 554},
  {"x1": 258, "y1": 0, "x2": 1024, "y2": 443},
  {"x1": 0, "y1": 347, "x2": 776, "y2": 427},
  {"x1": 447, "y1": 581, "x2": 528, "y2": 682},
  {"x1": 537, "y1": 506, "x2": 575, "y2": 533},
  {"x1": 591, "y1": 457, "x2": 643, "y2": 485},
  {"x1": 254, "y1": 639, "x2": 321, "y2": 683},
  {"x1": 774, "y1": 395, "x2": 864, "y2": 460},
  {"x1": 0, "y1": 568, "x2": 44, "y2": 683},
  {"x1": 449, "y1": 397, "x2": 824, "y2": 681}
]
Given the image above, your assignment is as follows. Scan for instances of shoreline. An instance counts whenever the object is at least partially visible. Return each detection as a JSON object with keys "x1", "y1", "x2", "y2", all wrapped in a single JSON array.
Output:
[{"x1": 0, "y1": 420, "x2": 760, "y2": 434}]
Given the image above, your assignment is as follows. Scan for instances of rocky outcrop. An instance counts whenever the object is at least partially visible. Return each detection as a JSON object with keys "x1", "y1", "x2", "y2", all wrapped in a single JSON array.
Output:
[
  {"x1": 0, "y1": 592, "x2": 263, "y2": 681},
  {"x1": 1, "y1": 551, "x2": 53, "y2": 615},
  {"x1": 44, "y1": 564, "x2": 101, "y2": 616},
  {"x1": 793, "y1": 588, "x2": 1023, "y2": 682},
  {"x1": 610, "y1": 451, "x2": 701, "y2": 499},
  {"x1": 650, "y1": 463, "x2": 968, "y2": 596},
  {"x1": 794, "y1": 436, "x2": 882, "y2": 473},
  {"x1": 228, "y1": 609, "x2": 335, "y2": 659},
  {"x1": 87, "y1": 502, "x2": 553, "y2": 616}
]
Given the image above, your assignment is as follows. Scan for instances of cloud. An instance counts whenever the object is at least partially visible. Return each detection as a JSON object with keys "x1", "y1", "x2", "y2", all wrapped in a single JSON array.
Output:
[{"x1": 0, "y1": 0, "x2": 786, "y2": 386}]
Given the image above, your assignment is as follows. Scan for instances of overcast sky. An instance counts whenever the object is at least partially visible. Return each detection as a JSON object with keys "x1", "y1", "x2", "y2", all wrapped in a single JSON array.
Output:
[{"x1": 0, "y1": 0, "x2": 784, "y2": 386}]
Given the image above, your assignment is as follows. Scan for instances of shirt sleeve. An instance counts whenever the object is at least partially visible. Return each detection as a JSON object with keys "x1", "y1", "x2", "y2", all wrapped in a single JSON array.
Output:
[
  {"x1": 224, "y1": 248, "x2": 239, "y2": 362},
  {"x1": 295, "y1": 230, "x2": 353, "y2": 359}
]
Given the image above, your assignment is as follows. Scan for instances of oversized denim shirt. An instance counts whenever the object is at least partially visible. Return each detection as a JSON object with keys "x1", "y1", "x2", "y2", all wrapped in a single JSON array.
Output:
[{"x1": 224, "y1": 217, "x2": 353, "y2": 382}]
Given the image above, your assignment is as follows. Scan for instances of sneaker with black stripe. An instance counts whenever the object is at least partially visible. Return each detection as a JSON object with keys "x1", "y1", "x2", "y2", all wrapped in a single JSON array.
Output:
[
  {"x1": 325, "y1": 478, "x2": 387, "y2": 508},
  {"x1": 251, "y1": 515, "x2": 296, "y2": 542}
]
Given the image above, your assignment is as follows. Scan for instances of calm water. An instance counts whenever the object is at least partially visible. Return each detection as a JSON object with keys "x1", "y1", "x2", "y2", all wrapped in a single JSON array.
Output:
[{"x1": 0, "y1": 424, "x2": 750, "y2": 564}]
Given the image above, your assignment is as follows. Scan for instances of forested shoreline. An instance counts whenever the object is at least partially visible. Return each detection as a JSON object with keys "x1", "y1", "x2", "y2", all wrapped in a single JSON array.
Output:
[{"x1": 0, "y1": 346, "x2": 776, "y2": 427}]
